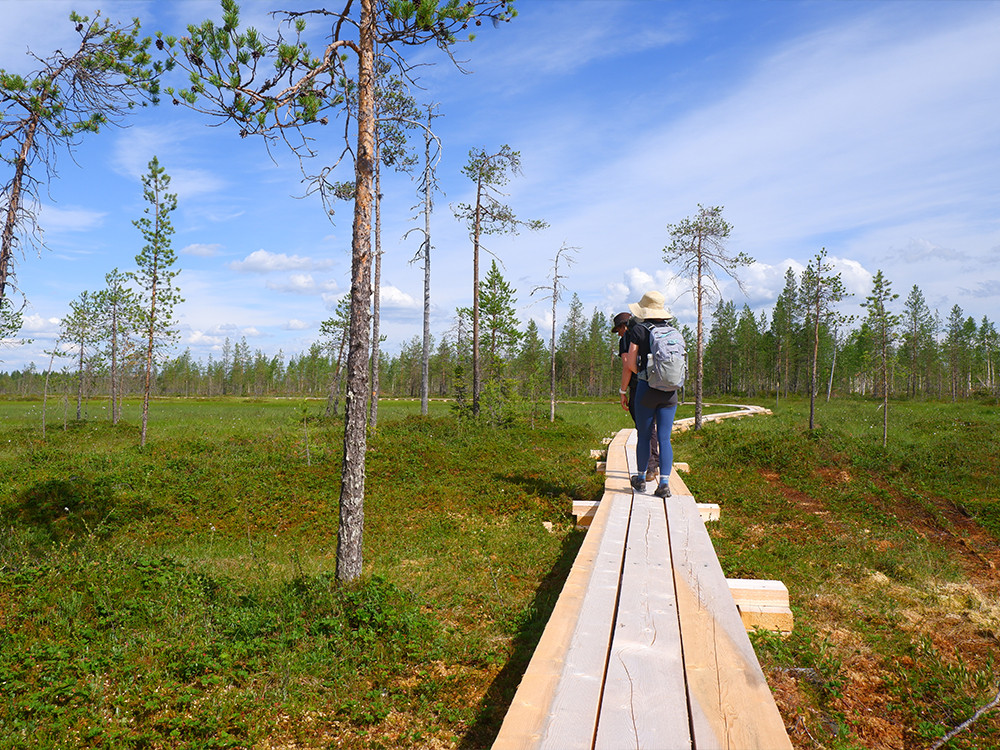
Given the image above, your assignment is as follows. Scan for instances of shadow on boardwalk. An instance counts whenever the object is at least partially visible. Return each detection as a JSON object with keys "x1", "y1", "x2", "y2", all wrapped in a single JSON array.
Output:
[{"x1": 458, "y1": 527, "x2": 586, "y2": 749}]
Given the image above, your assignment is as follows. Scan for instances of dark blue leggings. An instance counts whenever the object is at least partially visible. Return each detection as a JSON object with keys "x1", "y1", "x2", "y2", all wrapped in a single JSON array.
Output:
[{"x1": 634, "y1": 379, "x2": 677, "y2": 478}]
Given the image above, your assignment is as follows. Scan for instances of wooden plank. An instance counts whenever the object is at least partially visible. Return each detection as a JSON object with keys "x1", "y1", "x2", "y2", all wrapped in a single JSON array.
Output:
[
  {"x1": 605, "y1": 429, "x2": 635, "y2": 495},
  {"x1": 667, "y1": 495, "x2": 793, "y2": 750},
  {"x1": 493, "y1": 430, "x2": 632, "y2": 749},
  {"x1": 536, "y1": 492, "x2": 633, "y2": 748},
  {"x1": 728, "y1": 580, "x2": 793, "y2": 634},
  {"x1": 595, "y1": 461, "x2": 607, "y2": 473},
  {"x1": 697, "y1": 503, "x2": 721, "y2": 522},
  {"x1": 575, "y1": 500, "x2": 713, "y2": 529},
  {"x1": 594, "y1": 492, "x2": 690, "y2": 750},
  {"x1": 590, "y1": 449, "x2": 607, "y2": 459},
  {"x1": 737, "y1": 604, "x2": 794, "y2": 634},
  {"x1": 674, "y1": 462, "x2": 691, "y2": 473},
  {"x1": 572, "y1": 500, "x2": 600, "y2": 527},
  {"x1": 668, "y1": 469, "x2": 693, "y2": 497},
  {"x1": 727, "y1": 579, "x2": 789, "y2": 608}
]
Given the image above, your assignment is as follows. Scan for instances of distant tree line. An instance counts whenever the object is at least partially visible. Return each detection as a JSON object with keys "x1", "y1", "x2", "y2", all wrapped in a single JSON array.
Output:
[
  {"x1": 3, "y1": 262, "x2": 996, "y2": 409},
  {"x1": 701, "y1": 271, "x2": 998, "y2": 404}
]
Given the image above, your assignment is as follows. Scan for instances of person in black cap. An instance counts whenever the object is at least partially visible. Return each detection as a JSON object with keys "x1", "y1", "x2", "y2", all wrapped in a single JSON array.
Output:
[{"x1": 613, "y1": 311, "x2": 659, "y2": 481}]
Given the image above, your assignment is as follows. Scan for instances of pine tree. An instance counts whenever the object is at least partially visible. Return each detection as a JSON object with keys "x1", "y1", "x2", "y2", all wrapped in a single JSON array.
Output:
[
  {"x1": 801, "y1": 248, "x2": 849, "y2": 429},
  {"x1": 130, "y1": 156, "x2": 182, "y2": 447},
  {"x1": 1, "y1": 11, "x2": 162, "y2": 303},
  {"x1": 663, "y1": 205, "x2": 754, "y2": 428},
  {"x1": 900, "y1": 285, "x2": 936, "y2": 397},
  {"x1": 557, "y1": 294, "x2": 586, "y2": 398},
  {"x1": 60, "y1": 290, "x2": 101, "y2": 420},
  {"x1": 530, "y1": 243, "x2": 576, "y2": 421},
  {"x1": 734, "y1": 304, "x2": 763, "y2": 396},
  {"x1": 94, "y1": 267, "x2": 141, "y2": 424},
  {"x1": 162, "y1": 0, "x2": 519, "y2": 583},
  {"x1": 454, "y1": 145, "x2": 546, "y2": 416},
  {"x1": 861, "y1": 270, "x2": 900, "y2": 447},
  {"x1": 319, "y1": 296, "x2": 351, "y2": 417},
  {"x1": 704, "y1": 299, "x2": 737, "y2": 394},
  {"x1": 770, "y1": 268, "x2": 802, "y2": 400},
  {"x1": 479, "y1": 260, "x2": 522, "y2": 366},
  {"x1": 975, "y1": 317, "x2": 998, "y2": 399}
]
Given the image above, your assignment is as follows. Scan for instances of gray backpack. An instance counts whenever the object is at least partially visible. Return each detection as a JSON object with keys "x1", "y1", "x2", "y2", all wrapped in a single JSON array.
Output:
[{"x1": 644, "y1": 322, "x2": 687, "y2": 392}]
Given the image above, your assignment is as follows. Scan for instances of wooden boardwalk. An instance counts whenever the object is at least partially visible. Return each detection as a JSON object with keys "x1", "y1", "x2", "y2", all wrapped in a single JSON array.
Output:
[{"x1": 493, "y1": 427, "x2": 791, "y2": 750}]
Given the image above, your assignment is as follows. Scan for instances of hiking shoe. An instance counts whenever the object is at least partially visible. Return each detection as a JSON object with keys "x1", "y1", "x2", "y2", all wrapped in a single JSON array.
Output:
[
  {"x1": 629, "y1": 475, "x2": 646, "y2": 493},
  {"x1": 654, "y1": 481, "x2": 672, "y2": 498},
  {"x1": 645, "y1": 465, "x2": 658, "y2": 482}
]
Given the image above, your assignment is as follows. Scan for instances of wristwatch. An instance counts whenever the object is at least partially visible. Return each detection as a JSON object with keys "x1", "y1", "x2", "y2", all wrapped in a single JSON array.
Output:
[{"x1": 619, "y1": 388, "x2": 628, "y2": 394}]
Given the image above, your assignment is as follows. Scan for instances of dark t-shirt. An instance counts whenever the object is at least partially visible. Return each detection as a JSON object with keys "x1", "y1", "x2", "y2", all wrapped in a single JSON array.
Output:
[
  {"x1": 627, "y1": 319, "x2": 679, "y2": 407},
  {"x1": 619, "y1": 334, "x2": 637, "y2": 389}
]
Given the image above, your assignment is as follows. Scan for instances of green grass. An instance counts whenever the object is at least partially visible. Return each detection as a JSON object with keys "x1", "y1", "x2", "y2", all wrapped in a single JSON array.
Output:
[{"x1": 1, "y1": 395, "x2": 998, "y2": 748}]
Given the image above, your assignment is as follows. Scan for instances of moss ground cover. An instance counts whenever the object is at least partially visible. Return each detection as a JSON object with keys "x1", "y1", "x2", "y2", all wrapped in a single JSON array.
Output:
[
  {"x1": 1, "y1": 395, "x2": 998, "y2": 748},
  {"x1": 678, "y1": 396, "x2": 1000, "y2": 749}
]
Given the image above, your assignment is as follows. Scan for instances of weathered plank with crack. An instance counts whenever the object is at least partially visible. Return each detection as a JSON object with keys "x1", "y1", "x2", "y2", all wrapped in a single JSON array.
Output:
[{"x1": 493, "y1": 427, "x2": 792, "y2": 750}]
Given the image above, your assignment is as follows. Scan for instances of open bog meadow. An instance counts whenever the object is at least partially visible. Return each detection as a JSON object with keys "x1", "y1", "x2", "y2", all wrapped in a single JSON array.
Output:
[{"x1": 1, "y1": 396, "x2": 999, "y2": 749}]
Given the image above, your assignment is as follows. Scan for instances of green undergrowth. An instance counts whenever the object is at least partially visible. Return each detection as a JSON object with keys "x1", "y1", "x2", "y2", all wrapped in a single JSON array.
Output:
[
  {"x1": 0, "y1": 398, "x2": 611, "y2": 748},
  {"x1": 676, "y1": 396, "x2": 1000, "y2": 749}
]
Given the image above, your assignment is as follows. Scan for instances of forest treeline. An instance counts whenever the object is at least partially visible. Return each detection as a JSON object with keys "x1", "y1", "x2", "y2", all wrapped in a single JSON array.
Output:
[{"x1": 1, "y1": 263, "x2": 997, "y2": 408}]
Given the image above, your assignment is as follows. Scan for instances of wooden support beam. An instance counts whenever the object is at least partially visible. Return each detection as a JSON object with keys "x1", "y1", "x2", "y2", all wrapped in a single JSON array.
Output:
[
  {"x1": 727, "y1": 579, "x2": 789, "y2": 607},
  {"x1": 727, "y1": 579, "x2": 793, "y2": 634},
  {"x1": 673, "y1": 462, "x2": 690, "y2": 473},
  {"x1": 736, "y1": 604, "x2": 794, "y2": 635},
  {"x1": 590, "y1": 449, "x2": 607, "y2": 459},
  {"x1": 580, "y1": 501, "x2": 719, "y2": 527},
  {"x1": 572, "y1": 501, "x2": 599, "y2": 527},
  {"x1": 697, "y1": 503, "x2": 720, "y2": 522},
  {"x1": 595, "y1": 461, "x2": 607, "y2": 473}
]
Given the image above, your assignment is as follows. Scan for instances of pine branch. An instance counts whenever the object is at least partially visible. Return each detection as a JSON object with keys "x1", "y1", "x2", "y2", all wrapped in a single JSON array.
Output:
[{"x1": 930, "y1": 687, "x2": 1000, "y2": 750}]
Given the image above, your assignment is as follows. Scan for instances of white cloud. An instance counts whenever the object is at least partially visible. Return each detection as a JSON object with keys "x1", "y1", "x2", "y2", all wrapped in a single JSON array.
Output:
[
  {"x1": 38, "y1": 204, "x2": 106, "y2": 233},
  {"x1": 622, "y1": 268, "x2": 656, "y2": 296},
  {"x1": 265, "y1": 273, "x2": 339, "y2": 295},
  {"x1": 187, "y1": 330, "x2": 224, "y2": 347},
  {"x1": 21, "y1": 314, "x2": 61, "y2": 333},
  {"x1": 321, "y1": 292, "x2": 347, "y2": 311},
  {"x1": 182, "y1": 243, "x2": 223, "y2": 257},
  {"x1": 740, "y1": 260, "x2": 806, "y2": 306},
  {"x1": 379, "y1": 286, "x2": 419, "y2": 310},
  {"x1": 232, "y1": 250, "x2": 333, "y2": 273},
  {"x1": 283, "y1": 319, "x2": 310, "y2": 331},
  {"x1": 828, "y1": 257, "x2": 871, "y2": 298}
]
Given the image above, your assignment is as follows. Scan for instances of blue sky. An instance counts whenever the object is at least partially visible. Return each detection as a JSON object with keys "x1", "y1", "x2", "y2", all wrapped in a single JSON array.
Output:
[{"x1": 3, "y1": 0, "x2": 999, "y2": 372}]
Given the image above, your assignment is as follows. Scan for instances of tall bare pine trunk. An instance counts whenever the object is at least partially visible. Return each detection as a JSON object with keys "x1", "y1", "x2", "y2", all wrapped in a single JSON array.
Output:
[{"x1": 336, "y1": 0, "x2": 375, "y2": 582}]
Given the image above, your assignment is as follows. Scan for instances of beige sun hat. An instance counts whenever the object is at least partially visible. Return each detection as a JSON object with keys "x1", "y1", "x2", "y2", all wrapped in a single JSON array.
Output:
[{"x1": 628, "y1": 291, "x2": 673, "y2": 321}]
